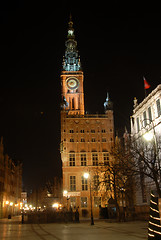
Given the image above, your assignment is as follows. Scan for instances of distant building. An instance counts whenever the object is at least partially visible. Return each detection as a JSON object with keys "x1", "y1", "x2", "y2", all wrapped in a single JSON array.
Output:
[
  {"x1": 0, "y1": 137, "x2": 22, "y2": 218},
  {"x1": 131, "y1": 84, "x2": 161, "y2": 211},
  {"x1": 28, "y1": 177, "x2": 62, "y2": 210},
  {"x1": 60, "y1": 16, "x2": 114, "y2": 218}
]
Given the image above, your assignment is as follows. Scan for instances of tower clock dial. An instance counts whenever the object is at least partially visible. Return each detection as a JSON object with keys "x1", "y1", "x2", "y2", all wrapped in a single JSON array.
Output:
[{"x1": 66, "y1": 77, "x2": 79, "y2": 90}]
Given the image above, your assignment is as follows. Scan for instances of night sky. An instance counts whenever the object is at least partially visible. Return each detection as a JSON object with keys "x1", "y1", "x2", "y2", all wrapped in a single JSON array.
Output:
[{"x1": 0, "y1": 1, "x2": 161, "y2": 191}]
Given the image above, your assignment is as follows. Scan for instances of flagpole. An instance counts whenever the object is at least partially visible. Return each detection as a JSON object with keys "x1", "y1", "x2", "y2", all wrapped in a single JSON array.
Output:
[{"x1": 144, "y1": 88, "x2": 147, "y2": 98}]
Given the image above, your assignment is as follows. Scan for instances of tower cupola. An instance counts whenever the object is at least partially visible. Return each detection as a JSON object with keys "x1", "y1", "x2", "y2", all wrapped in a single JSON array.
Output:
[{"x1": 62, "y1": 15, "x2": 81, "y2": 71}]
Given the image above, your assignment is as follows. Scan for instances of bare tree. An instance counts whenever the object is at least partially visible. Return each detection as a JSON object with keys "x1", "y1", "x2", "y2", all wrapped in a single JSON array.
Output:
[
  {"x1": 98, "y1": 136, "x2": 135, "y2": 221},
  {"x1": 131, "y1": 136, "x2": 161, "y2": 198}
]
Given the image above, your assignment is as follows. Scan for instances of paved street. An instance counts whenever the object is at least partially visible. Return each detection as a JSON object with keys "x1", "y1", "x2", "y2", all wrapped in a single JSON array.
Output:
[{"x1": 0, "y1": 216, "x2": 148, "y2": 240}]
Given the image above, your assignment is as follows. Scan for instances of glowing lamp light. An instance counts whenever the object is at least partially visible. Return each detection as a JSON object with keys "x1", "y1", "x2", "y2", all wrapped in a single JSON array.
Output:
[
  {"x1": 143, "y1": 132, "x2": 153, "y2": 141},
  {"x1": 63, "y1": 190, "x2": 68, "y2": 195},
  {"x1": 10, "y1": 202, "x2": 13, "y2": 206},
  {"x1": 84, "y1": 172, "x2": 89, "y2": 179},
  {"x1": 6, "y1": 201, "x2": 9, "y2": 205},
  {"x1": 52, "y1": 203, "x2": 59, "y2": 208}
]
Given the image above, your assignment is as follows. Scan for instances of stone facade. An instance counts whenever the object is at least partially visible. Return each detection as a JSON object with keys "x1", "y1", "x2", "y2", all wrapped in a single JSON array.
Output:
[
  {"x1": 0, "y1": 137, "x2": 22, "y2": 218},
  {"x1": 131, "y1": 84, "x2": 161, "y2": 207},
  {"x1": 60, "y1": 17, "x2": 114, "y2": 218}
]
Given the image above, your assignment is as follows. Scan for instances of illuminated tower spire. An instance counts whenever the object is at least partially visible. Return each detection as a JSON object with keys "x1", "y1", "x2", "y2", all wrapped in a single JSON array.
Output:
[{"x1": 62, "y1": 15, "x2": 81, "y2": 71}]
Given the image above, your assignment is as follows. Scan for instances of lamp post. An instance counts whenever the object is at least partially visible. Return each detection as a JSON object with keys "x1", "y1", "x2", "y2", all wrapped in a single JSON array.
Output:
[
  {"x1": 142, "y1": 118, "x2": 157, "y2": 151},
  {"x1": 142, "y1": 118, "x2": 160, "y2": 170},
  {"x1": 63, "y1": 190, "x2": 70, "y2": 210},
  {"x1": 84, "y1": 172, "x2": 94, "y2": 225}
]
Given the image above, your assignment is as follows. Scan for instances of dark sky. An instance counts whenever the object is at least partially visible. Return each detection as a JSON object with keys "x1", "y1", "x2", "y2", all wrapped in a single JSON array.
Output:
[{"x1": 0, "y1": 1, "x2": 161, "y2": 191}]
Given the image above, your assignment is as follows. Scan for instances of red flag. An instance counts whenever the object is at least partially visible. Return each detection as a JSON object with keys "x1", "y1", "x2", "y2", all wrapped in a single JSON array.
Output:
[{"x1": 143, "y1": 77, "x2": 151, "y2": 89}]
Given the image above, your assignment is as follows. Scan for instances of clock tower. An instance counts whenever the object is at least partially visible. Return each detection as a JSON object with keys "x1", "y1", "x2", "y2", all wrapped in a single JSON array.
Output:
[
  {"x1": 60, "y1": 16, "x2": 114, "y2": 219},
  {"x1": 61, "y1": 15, "x2": 84, "y2": 115}
]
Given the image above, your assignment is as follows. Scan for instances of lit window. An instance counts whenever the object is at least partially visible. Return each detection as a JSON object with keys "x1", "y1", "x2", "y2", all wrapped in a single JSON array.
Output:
[
  {"x1": 81, "y1": 176, "x2": 88, "y2": 191},
  {"x1": 81, "y1": 197, "x2": 87, "y2": 208},
  {"x1": 70, "y1": 197, "x2": 76, "y2": 209},
  {"x1": 94, "y1": 197, "x2": 101, "y2": 208}
]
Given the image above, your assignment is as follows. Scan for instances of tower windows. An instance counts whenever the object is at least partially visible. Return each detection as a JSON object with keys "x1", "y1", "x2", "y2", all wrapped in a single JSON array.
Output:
[
  {"x1": 70, "y1": 176, "x2": 76, "y2": 191},
  {"x1": 103, "y1": 153, "x2": 109, "y2": 166},
  {"x1": 92, "y1": 153, "x2": 98, "y2": 166},
  {"x1": 81, "y1": 153, "x2": 86, "y2": 166},
  {"x1": 81, "y1": 138, "x2": 85, "y2": 142},
  {"x1": 70, "y1": 139, "x2": 74, "y2": 142},
  {"x1": 69, "y1": 154, "x2": 75, "y2": 166},
  {"x1": 81, "y1": 176, "x2": 88, "y2": 191}
]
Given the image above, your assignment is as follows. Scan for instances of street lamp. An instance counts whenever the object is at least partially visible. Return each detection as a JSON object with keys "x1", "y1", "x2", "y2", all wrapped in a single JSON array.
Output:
[
  {"x1": 84, "y1": 172, "x2": 94, "y2": 225},
  {"x1": 63, "y1": 190, "x2": 69, "y2": 210}
]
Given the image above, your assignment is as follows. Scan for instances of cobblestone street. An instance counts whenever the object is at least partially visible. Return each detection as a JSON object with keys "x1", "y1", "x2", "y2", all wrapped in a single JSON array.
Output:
[{"x1": 0, "y1": 216, "x2": 148, "y2": 240}]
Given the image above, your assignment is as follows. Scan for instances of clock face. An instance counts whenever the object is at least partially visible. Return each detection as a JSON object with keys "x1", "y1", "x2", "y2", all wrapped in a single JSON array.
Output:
[{"x1": 66, "y1": 77, "x2": 79, "y2": 90}]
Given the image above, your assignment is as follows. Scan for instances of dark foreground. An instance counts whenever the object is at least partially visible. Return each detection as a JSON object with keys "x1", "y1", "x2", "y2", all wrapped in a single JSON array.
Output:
[{"x1": 0, "y1": 216, "x2": 148, "y2": 240}]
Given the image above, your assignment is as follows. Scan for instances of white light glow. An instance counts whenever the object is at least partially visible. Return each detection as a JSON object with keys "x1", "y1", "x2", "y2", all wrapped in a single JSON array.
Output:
[
  {"x1": 143, "y1": 132, "x2": 153, "y2": 141},
  {"x1": 84, "y1": 172, "x2": 89, "y2": 179},
  {"x1": 52, "y1": 203, "x2": 59, "y2": 208}
]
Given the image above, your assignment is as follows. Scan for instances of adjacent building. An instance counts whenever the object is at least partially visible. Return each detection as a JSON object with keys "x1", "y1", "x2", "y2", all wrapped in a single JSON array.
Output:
[
  {"x1": 0, "y1": 137, "x2": 22, "y2": 218},
  {"x1": 60, "y1": 16, "x2": 114, "y2": 218},
  {"x1": 131, "y1": 84, "x2": 161, "y2": 213}
]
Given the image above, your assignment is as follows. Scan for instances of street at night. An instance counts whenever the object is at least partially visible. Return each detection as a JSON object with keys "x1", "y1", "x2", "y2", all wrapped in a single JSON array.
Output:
[
  {"x1": 1, "y1": 1, "x2": 161, "y2": 239},
  {"x1": 0, "y1": 216, "x2": 147, "y2": 240}
]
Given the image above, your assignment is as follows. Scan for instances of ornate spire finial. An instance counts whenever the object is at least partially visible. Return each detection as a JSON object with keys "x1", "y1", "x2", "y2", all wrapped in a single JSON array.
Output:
[
  {"x1": 104, "y1": 92, "x2": 113, "y2": 111},
  {"x1": 62, "y1": 14, "x2": 81, "y2": 71},
  {"x1": 67, "y1": 14, "x2": 74, "y2": 38}
]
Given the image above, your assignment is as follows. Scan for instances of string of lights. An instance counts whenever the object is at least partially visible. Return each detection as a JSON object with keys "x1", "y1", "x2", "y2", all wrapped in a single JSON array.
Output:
[{"x1": 148, "y1": 192, "x2": 161, "y2": 239}]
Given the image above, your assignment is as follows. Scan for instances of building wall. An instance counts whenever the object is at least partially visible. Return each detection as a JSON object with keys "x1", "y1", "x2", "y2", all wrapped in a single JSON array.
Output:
[
  {"x1": 61, "y1": 111, "x2": 114, "y2": 217},
  {"x1": 0, "y1": 138, "x2": 22, "y2": 218},
  {"x1": 131, "y1": 84, "x2": 161, "y2": 206}
]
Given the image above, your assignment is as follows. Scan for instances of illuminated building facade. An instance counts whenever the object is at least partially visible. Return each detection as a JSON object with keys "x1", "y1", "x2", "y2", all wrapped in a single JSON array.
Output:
[
  {"x1": 131, "y1": 84, "x2": 161, "y2": 214},
  {"x1": 60, "y1": 16, "x2": 114, "y2": 218},
  {"x1": 0, "y1": 137, "x2": 22, "y2": 218}
]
